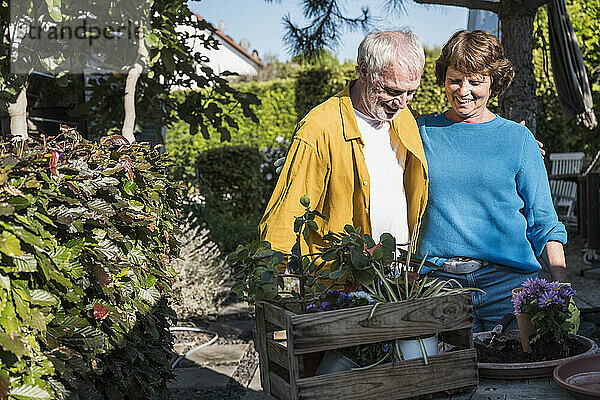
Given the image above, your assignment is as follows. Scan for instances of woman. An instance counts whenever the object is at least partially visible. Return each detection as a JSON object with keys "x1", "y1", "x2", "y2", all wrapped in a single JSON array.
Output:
[{"x1": 417, "y1": 30, "x2": 568, "y2": 333}]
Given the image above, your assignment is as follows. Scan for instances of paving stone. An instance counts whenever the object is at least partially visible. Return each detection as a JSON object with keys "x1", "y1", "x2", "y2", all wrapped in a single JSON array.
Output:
[
  {"x1": 168, "y1": 366, "x2": 236, "y2": 389},
  {"x1": 220, "y1": 302, "x2": 252, "y2": 316},
  {"x1": 187, "y1": 343, "x2": 249, "y2": 364},
  {"x1": 247, "y1": 366, "x2": 262, "y2": 391},
  {"x1": 208, "y1": 320, "x2": 255, "y2": 339}
]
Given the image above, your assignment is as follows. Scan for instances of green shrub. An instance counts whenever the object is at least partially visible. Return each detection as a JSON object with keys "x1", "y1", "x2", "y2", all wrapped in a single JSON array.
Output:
[
  {"x1": 166, "y1": 79, "x2": 297, "y2": 186},
  {"x1": 196, "y1": 146, "x2": 265, "y2": 253},
  {"x1": 0, "y1": 134, "x2": 181, "y2": 399},
  {"x1": 294, "y1": 65, "x2": 356, "y2": 120}
]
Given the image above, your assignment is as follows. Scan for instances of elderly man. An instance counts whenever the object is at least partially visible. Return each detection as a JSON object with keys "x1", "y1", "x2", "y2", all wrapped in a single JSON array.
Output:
[{"x1": 259, "y1": 30, "x2": 428, "y2": 256}]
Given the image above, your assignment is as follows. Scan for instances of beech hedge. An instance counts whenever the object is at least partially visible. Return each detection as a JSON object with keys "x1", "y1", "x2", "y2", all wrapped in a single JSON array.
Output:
[{"x1": 0, "y1": 133, "x2": 181, "y2": 399}]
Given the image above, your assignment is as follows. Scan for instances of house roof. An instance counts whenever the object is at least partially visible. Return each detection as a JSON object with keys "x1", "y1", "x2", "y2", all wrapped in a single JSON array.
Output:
[{"x1": 191, "y1": 12, "x2": 265, "y2": 69}]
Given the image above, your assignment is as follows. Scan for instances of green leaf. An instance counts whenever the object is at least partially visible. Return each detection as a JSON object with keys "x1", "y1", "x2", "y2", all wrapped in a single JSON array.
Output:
[
  {"x1": 145, "y1": 32, "x2": 160, "y2": 48},
  {"x1": 4, "y1": 224, "x2": 45, "y2": 248},
  {"x1": 372, "y1": 247, "x2": 384, "y2": 260},
  {"x1": 343, "y1": 225, "x2": 355, "y2": 234},
  {"x1": 30, "y1": 289, "x2": 59, "y2": 306},
  {"x1": 10, "y1": 384, "x2": 52, "y2": 399},
  {"x1": 7, "y1": 195, "x2": 35, "y2": 209},
  {"x1": 26, "y1": 308, "x2": 47, "y2": 332},
  {"x1": 50, "y1": 246, "x2": 70, "y2": 268},
  {"x1": 269, "y1": 252, "x2": 285, "y2": 268},
  {"x1": 88, "y1": 199, "x2": 115, "y2": 216},
  {"x1": 380, "y1": 233, "x2": 396, "y2": 252},
  {"x1": 350, "y1": 247, "x2": 368, "y2": 269},
  {"x1": 0, "y1": 333, "x2": 26, "y2": 359},
  {"x1": 122, "y1": 180, "x2": 138, "y2": 196},
  {"x1": 0, "y1": 231, "x2": 23, "y2": 257},
  {"x1": 45, "y1": 0, "x2": 62, "y2": 22},
  {"x1": 127, "y1": 247, "x2": 145, "y2": 265},
  {"x1": 260, "y1": 270, "x2": 274, "y2": 283},
  {"x1": 320, "y1": 248, "x2": 339, "y2": 261},
  {"x1": 354, "y1": 268, "x2": 374, "y2": 286},
  {"x1": 13, "y1": 254, "x2": 37, "y2": 272},
  {"x1": 299, "y1": 195, "x2": 310, "y2": 207},
  {"x1": 329, "y1": 266, "x2": 350, "y2": 280}
]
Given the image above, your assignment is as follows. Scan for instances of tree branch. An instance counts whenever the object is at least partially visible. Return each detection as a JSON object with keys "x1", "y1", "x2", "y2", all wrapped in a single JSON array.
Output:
[
  {"x1": 122, "y1": 21, "x2": 148, "y2": 143},
  {"x1": 413, "y1": 0, "x2": 500, "y2": 13}
]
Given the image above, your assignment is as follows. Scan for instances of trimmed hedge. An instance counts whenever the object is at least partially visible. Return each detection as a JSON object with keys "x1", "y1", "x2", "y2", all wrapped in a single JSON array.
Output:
[
  {"x1": 0, "y1": 133, "x2": 181, "y2": 399},
  {"x1": 167, "y1": 79, "x2": 297, "y2": 185},
  {"x1": 195, "y1": 146, "x2": 266, "y2": 254},
  {"x1": 294, "y1": 65, "x2": 356, "y2": 120}
]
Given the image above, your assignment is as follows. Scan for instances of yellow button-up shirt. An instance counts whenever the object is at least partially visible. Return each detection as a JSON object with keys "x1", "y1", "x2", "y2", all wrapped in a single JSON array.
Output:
[{"x1": 259, "y1": 82, "x2": 429, "y2": 256}]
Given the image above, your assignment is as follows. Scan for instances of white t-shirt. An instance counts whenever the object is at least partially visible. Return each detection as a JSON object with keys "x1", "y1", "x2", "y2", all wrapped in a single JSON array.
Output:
[{"x1": 354, "y1": 109, "x2": 409, "y2": 246}]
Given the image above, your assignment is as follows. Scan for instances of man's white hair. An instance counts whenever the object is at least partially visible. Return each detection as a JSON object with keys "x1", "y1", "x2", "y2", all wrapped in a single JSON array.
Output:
[{"x1": 357, "y1": 30, "x2": 425, "y2": 81}]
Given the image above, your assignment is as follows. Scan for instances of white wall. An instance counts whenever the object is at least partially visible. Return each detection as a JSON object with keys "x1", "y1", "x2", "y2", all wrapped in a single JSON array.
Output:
[{"x1": 177, "y1": 24, "x2": 260, "y2": 88}]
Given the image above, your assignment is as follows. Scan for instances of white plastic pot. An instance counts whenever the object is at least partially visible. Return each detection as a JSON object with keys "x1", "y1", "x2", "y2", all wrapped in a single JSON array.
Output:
[{"x1": 398, "y1": 334, "x2": 438, "y2": 361}]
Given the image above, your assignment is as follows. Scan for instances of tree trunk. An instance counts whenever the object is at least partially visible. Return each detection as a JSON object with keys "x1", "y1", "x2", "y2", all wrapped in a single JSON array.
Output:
[
  {"x1": 122, "y1": 22, "x2": 148, "y2": 144},
  {"x1": 7, "y1": 87, "x2": 28, "y2": 141},
  {"x1": 498, "y1": 1, "x2": 538, "y2": 133}
]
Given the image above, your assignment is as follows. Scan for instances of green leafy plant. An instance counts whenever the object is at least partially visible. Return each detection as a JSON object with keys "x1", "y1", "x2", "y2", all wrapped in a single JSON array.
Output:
[
  {"x1": 228, "y1": 196, "x2": 479, "y2": 368},
  {"x1": 0, "y1": 130, "x2": 181, "y2": 399}
]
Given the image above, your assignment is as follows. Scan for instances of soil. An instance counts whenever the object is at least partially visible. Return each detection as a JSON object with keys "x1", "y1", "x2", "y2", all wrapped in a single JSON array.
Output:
[{"x1": 476, "y1": 336, "x2": 589, "y2": 363}]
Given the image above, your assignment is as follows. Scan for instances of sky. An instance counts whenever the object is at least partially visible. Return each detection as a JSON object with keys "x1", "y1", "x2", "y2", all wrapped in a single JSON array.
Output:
[{"x1": 190, "y1": 0, "x2": 470, "y2": 63}]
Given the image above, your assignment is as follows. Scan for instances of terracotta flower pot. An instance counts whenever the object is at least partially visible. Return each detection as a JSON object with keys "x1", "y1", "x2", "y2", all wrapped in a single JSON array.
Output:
[{"x1": 512, "y1": 287, "x2": 534, "y2": 353}]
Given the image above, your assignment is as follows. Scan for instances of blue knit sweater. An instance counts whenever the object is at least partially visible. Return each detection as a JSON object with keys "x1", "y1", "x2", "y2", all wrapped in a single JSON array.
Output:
[{"x1": 417, "y1": 113, "x2": 567, "y2": 273}]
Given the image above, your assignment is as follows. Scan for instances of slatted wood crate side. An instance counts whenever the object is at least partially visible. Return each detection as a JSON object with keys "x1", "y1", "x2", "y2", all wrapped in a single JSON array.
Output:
[
  {"x1": 295, "y1": 348, "x2": 478, "y2": 400},
  {"x1": 289, "y1": 293, "x2": 473, "y2": 354},
  {"x1": 255, "y1": 302, "x2": 273, "y2": 395},
  {"x1": 255, "y1": 293, "x2": 476, "y2": 400}
]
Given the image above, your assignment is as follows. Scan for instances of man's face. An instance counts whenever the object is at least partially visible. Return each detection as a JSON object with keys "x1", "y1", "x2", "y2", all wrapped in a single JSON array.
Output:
[{"x1": 362, "y1": 63, "x2": 421, "y2": 121}]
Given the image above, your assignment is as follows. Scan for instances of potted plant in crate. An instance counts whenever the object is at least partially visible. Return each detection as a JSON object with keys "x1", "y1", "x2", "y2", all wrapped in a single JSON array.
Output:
[{"x1": 227, "y1": 197, "x2": 479, "y2": 400}]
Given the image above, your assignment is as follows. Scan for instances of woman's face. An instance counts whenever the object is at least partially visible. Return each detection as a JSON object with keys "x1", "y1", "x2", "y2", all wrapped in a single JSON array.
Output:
[{"x1": 444, "y1": 67, "x2": 493, "y2": 123}]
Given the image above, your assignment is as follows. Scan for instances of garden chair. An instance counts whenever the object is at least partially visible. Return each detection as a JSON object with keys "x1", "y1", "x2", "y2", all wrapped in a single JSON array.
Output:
[{"x1": 548, "y1": 152, "x2": 585, "y2": 226}]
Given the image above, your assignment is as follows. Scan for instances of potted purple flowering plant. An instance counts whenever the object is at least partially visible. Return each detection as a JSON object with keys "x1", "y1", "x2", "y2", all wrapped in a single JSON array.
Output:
[{"x1": 512, "y1": 277, "x2": 577, "y2": 360}]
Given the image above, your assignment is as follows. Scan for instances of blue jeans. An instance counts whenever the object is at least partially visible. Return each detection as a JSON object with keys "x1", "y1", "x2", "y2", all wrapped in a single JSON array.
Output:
[{"x1": 428, "y1": 263, "x2": 539, "y2": 333}]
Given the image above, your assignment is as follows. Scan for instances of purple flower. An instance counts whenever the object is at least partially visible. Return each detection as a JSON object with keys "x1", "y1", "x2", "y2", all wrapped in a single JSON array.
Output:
[
  {"x1": 547, "y1": 281, "x2": 563, "y2": 293},
  {"x1": 522, "y1": 277, "x2": 547, "y2": 297},
  {"x1": 512, "y1": 290, "x2": 524, "y2": 314},
  {"x1": 559, "y1": 284, "x2": 576, "y2": 300},
  {"x1": 306, "y1": 304, "x2": 319, "y2": 312},
  {"x1": 538, "y1": 291, "x2": 559, "y2": 307},
  {"x1": 383, "y1": 343, "x2": 391, "y2": 353},
  {"x1": 320, "y1": 301, "x2": 330, "y2": 310}
]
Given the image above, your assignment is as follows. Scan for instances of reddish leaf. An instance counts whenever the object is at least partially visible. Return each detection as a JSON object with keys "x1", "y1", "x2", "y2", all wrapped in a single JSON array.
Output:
[
  {"x1": 119, "y1": 155, "x2": 134, "y2": 182},
  {"x1": 49, "y1": 151, "x2": 59, "y2": 176},
  {"x1": 366, "y1": 243, "x2": 382, "y2": 256},
  {"x1": 93, "y1": 303, "x2": 109, "y2": 320},
  {"x1": 100, "y1": 135, "x2": 130, "y2": 147}
]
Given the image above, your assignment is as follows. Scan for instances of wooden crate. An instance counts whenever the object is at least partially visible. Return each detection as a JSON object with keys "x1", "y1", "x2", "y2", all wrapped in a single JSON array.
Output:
[{"x1": 254, "y1": 293, "x2": 478, "y2": 400}]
